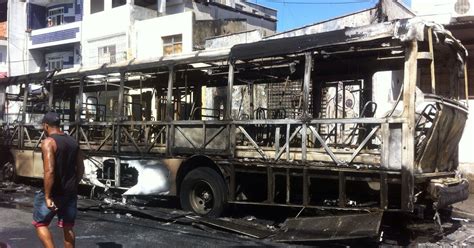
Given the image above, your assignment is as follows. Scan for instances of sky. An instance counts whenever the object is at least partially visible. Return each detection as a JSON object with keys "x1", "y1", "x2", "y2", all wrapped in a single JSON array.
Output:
[{"x1": 248, "y1": 0, "x2": 412, "y2": 32}]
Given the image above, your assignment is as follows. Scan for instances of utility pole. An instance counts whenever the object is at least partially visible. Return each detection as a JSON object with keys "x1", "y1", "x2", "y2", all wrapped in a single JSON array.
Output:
[{"x1": 6, "y1": 0, "x2": 11, "y2": 77}]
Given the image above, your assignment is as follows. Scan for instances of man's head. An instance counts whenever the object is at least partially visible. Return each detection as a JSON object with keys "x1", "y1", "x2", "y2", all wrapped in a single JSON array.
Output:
[{"x1": 42, "y1": 112, "x2": 61, "y2": 136}]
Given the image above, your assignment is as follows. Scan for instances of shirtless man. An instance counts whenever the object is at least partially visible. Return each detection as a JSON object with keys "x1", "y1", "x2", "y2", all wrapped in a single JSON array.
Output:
[{"x1": 33, "y1": 112, "x2": 84, "y2": 248}]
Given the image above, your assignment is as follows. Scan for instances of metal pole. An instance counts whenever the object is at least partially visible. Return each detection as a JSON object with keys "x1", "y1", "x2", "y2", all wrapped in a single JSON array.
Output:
[
  {"x1": 465, "y1": 62, "x2": 469, "y2": 107},
  {"x1": 20, "y1": 82, "x2": 29, "y2": 149},
  {"x1": 166, "y1": 66, "x2": 175, "y2": 156},
  {"x1": 115, "y1": 71, "x2": 126, "y2": 154},
  {"x1": 302, "y1": 53, "x2": 312, "y2": 162},
  {"x1": 303, "y1": 53, "x2": 312, "y2": 118},
  {"x1": 48, "y1": 80, "x2": 54, "y2": 108},
  {"x1": 226, "y1": 63, "x2": 234, "y2": 120},
  {"x1": 75, "y1": 77, "x2": 84, "y2": 141},
  {"x1": 0, "y1": 85, "x2": 5, "y2": 120},
  {"x1": 428, "y1": 27, "x2": 436, "y2": 94},
  {"x1": 401, "y1": 40, "x2": 418, "y2": 212},
  {"x1": 166, "y1": 66, "x2": 175, "y2": 121},
  {"x1": 249, "y1": 82, "x2": 254, "y2": 119}
]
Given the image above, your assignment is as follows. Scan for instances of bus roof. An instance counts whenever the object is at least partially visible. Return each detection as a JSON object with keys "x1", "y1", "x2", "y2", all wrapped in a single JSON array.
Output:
[{"x1": 0, "y1": 18, "x2": 466, "y2": 85}]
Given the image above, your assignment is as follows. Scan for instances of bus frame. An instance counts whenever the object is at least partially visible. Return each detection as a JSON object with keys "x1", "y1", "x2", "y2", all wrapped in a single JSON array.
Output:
[{"x1": 0, "y1": 18, "x2": 470, "y2": 217}]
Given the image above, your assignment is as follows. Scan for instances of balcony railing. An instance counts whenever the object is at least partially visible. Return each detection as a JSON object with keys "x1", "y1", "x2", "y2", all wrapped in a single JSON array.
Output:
[{"x1": 29, "y1": 21, "x2": 81, "y2": 49}]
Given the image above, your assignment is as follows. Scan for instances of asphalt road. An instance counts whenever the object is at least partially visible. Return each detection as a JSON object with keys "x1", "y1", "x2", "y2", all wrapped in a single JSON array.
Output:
[
  {"x1": 1, "y1": 181, "x2": 474, "y2": 247},
  {"x1": 0, "y1": 181, "x2": 289, "y2": 248}
]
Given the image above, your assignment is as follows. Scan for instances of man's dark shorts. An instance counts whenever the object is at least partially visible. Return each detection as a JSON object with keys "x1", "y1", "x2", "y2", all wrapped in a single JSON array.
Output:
[{"x1": 32, "y1": 190, "x2": 77, "y2": 228}]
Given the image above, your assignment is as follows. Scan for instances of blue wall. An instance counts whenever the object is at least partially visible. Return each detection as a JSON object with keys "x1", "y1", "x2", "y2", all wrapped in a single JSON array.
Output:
[
  {"x1": 31, "y1": 28, "x2": 80, "y2": 45},
  {"x1": 75, "y1": 0, "x2": 83, "y2": 21},
  {"x1": 28, "y1": 1, "x2": 83, "y2": 30},
  {"x1": 28, "y1": 4, "x2": 46, "y2": 30}
]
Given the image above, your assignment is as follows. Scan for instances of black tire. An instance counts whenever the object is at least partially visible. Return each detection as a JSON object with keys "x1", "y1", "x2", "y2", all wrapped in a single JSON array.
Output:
[{"x1": 179, "y1": 167, "x2": 227, "y2": 217}]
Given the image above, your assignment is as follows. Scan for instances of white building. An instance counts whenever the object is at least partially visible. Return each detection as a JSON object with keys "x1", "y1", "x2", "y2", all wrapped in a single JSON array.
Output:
[{"x1": 6, "y1": 0, "x2": 277, "y2": 76}]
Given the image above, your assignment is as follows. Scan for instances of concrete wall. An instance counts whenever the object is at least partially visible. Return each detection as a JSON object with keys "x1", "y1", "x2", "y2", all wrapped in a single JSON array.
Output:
[
  {"x1": 193, "y1": 19, "x2": 248, "y2": 49},
  {"x1": 0, "y1": 42, "x2": 6, "y2": 74},
  {"x1": 8, "y1": 0, "x2": 30, "y2": 76},
  {"x1": 82, "y1": 4, "x2": 131, "y2": 66},
  {"x1": 240, "y1": 0, "x2": 277, "y2": 18},
  {"x1": 135, "y1": 11, "x2": 193, "y2": 59},
  {"x1": 191, "y1": 1, "x2": 276, "y2": 36},
  {"x1": 205, "y1": 29, "x2": 262, "y2": 49},
  {"x1": 459, "y1": 100, "x2": 474, "y2": 163},
  {"x1": 411, "y1": 0, "x2": 462, "y2": 24}
]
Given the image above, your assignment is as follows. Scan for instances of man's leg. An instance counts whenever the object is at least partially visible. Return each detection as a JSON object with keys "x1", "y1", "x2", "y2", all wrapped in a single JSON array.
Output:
[
  {"x1": 36, "y1": 226, "x2": 55, "y2": 248},
  {"x1": 63, "y1": 227, "x2": 75, "y2": 248},
  {"x1": 33, "y1": 191, "x2": 56, "y2": 248},
  {"x1": 57, "y1": 195, "x2": 77, "y2": 248}
]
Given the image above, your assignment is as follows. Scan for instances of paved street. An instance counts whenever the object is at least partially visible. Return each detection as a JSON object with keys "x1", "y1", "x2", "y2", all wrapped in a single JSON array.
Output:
[
  {"x1": 0, "y1": 183, "x2": 281, "y2": 247},
  {"x1": 1, "y1": 181, "x2": 474, "y2": 247}
]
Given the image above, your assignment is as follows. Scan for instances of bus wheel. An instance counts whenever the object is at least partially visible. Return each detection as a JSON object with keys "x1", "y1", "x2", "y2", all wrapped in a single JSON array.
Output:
[
  {"x1": 179, "y1": 167, "x2": 227, "y2": 217},
  {"x1": 2, "y1": 162, "x2": 16, "y2": 182}
]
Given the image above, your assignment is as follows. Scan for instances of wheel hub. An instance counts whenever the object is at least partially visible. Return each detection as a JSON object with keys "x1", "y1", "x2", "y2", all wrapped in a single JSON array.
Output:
[{"x1": 190, "y1": 181, "x2": 214, "y2": 215}]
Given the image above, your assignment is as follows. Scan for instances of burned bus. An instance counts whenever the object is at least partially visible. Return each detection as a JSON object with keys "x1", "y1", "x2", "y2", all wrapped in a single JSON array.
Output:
[{"x1": 0, "y1": 19, "x2": 470, "y2": 218}]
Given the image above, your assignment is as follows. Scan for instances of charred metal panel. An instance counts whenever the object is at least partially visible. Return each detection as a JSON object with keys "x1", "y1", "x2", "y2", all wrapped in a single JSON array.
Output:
[
  {"x1": 273, "y1": 212, "x2": 383, "y2": 241},
  {"x1": 417, "y1": 104, "x2": 468, "y2": 172},
  {"x1": 13, "y1": 149, "x2": 43, "y2": 178},
  {"x1": 174, "y1": 127, "x2": 205, "y2": 149},
  {"x1": 428, "y1": 178, "x2": 469, "y2": 209},
  {"x1": 388, "y1": 124, "x2": 402, "y2": 170},
  {"x1": 173, "y1": 125, "x2": 229, "y2": 152},
  {"x1": 196, "y1": 217, "x2": 274, "y2": 239},
  {"x1": 230, "y1": 22, "x2": 395, "y2": 61}
]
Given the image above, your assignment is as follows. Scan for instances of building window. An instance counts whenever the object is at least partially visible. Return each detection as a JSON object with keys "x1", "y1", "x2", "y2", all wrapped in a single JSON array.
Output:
[
  {"x1": 47, "y1": 7, "x2": 64, "y2": 27},
  {"x1": 47, "y1": 57, "x2": 63, "y2": 71},
  {"x1": 98, "y1": 45, "x2": 117, "y2": 64},
  {"x1": 91, "y1": 0, "x2": 104, "y2": 14},
  {"x1": 162, "y1": 35, "x2": 182, "y2": 55},
  {"x1": 112, "y1": 0, "x2": 127, "y2": 8}
]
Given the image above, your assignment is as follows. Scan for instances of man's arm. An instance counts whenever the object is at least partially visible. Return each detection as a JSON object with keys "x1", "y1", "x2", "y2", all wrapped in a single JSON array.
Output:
[
  {"x1": 76, "y1": 149, "x2": 85, "y2": 185},
  {"x1": 41, "y1": 138, "x2": 56, "y2": 209}
]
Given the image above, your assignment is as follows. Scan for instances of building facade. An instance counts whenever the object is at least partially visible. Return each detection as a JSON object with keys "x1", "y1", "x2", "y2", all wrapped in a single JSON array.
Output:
[
  {"x1": 0, "y1": 0, "x2": 7, "y2": 78},
  {"x1": 6, "y1": 0, "x2": 276, "y2": 76}
]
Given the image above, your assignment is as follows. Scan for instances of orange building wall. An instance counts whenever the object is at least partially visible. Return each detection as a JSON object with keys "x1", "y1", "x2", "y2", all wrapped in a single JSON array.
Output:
[{"x1": 0, "y1": 22, "x2": 7, "y2": 39}]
